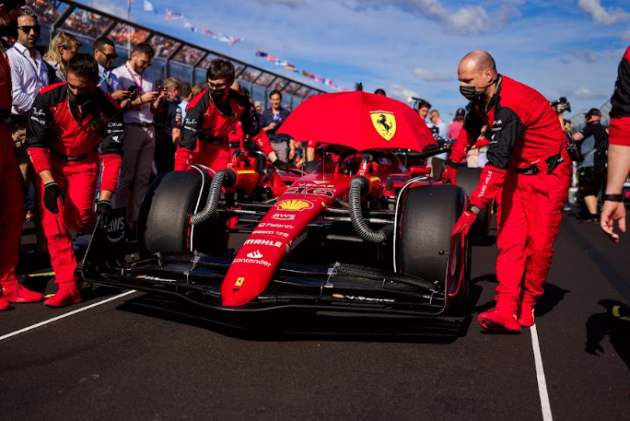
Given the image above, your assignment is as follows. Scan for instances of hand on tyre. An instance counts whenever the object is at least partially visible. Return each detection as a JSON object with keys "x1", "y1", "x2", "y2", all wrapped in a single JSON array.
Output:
[
  {"x1": 451, "y1": 211, "x2": 477, "y2": 236},
  {"x1": 442, "y1": 165, "x2": 458, "y2": 185},
  {"x1": 96, "y1": 200, "x2": 112, "y2": 228},
  {"x1": 43, "y1": 182, "x2": 64, "y2": 214},
  {"x1": 273, "y1": 159, "x2": 290, "y2": 171}
]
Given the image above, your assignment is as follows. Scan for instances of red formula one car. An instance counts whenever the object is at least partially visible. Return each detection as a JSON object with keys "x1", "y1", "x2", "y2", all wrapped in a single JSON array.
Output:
[{"x1": 83, "y1": 92, "x2": 471, "y2": 316}]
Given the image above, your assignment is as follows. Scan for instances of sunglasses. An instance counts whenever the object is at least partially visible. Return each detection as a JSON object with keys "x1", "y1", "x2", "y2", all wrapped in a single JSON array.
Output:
[
  {"x1": 18, "y1": 25, "x2": 40, "y2": 34},
  {"x1": 207, "y1": 81, "x2": 230, "y2": 89},
  {"x1": 98, "y1": 49, "x2": 119, "y2": 61}
]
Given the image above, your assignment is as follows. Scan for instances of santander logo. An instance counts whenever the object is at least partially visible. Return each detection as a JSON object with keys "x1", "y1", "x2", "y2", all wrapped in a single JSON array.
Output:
[{"x1": 246, "y1": 250, "x2": 263, "y2": 259}]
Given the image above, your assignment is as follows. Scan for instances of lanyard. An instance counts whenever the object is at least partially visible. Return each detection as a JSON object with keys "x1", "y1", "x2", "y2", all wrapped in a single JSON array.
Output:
[
  {"x1": 15, "y1": 46, "x2": 45, "y2": 87},
  {"x1": 99, "y1": 70, "x2": 114, "y2": 92},
  {"x1": 125, "y1": 62, "x2": 143, "y2": 94}
]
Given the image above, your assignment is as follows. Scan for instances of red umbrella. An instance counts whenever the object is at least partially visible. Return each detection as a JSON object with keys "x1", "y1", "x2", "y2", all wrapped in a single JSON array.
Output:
[{"x1": 277, "y1": 91, "x2": 436, "y2": 152}]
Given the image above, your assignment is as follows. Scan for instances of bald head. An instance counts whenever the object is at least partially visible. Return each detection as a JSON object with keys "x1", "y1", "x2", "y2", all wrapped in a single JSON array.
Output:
[
  {"x1": 460, "y1": 50, "x2": 497, "y2": 76},
  {"x1": 458, "y1": 50, "x2": 499, "y2": 103}
]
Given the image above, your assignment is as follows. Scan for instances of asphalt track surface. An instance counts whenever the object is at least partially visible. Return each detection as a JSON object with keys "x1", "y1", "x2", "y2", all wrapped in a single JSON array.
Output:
[{"x1": 2, "y1": 209, "x2": 630, "y2": 421}]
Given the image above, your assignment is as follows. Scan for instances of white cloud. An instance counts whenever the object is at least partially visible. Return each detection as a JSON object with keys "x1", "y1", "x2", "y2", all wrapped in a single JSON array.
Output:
[
  {"x1": 577, "y1": 0, "x2": 630, "y2": 25},
  {"x1": 572, "y1": 87, "x2": 608, "y2": 100},
  {"x1": 413, "y1": 68, "x2": 452, "y2": 82},
  {"x1": 388, "y1": 84, "x2": 419, "y2": 103},
  {"x1": 348, "y1": 0, "x2": 495, "y2": 35},
  {"x1": 572, "y1": 50, "x2": 599, "y2": 63},
  {"x1": 620, "y1": 29, "x2": 630, "y2": 42}
]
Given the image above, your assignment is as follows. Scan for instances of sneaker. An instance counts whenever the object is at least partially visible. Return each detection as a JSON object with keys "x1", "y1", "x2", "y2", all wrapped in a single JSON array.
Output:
[
  {"x1": 478, "y1": 308, "x2": 521, "y2": 332},
  {"x1": 563, "y1": 204, "x2": 571, "y2": 211},
  {"x1": 25, "y1": 211, "x2": 33, "y2": 222},
  {"x1": 518, "y1": 305, "x2": 535, "y2": 327}
]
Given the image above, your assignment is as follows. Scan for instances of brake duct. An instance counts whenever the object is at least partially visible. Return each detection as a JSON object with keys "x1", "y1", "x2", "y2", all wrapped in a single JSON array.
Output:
[{"x1": 191, "y1": 167, "x2": 260, "y2": 225}]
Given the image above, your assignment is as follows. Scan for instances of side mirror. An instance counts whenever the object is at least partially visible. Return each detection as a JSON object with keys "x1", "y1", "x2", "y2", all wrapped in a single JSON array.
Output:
[{"x1": 409, "y1": 166, "x2": 431, "y2": 177}]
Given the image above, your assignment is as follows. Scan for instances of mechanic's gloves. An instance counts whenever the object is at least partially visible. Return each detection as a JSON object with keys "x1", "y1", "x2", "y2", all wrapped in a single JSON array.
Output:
[
  {"x1": 43, "y1": 182, "x2": 64, "y2": 214},
  {"x1": 174, "y1": 147, "x2": 193, "y2": 172},
  {"x1": 442, "y1": 160, "x2": 458, "y2": 185},
  {"x1": 451, "y1": 210, "x2": 477, "y2": 237},
  {"x1": 272, "y1": 159, "x2": 291, "y2": 171},
  {"x1": 96, "y1": 200, "x2": 112, "y2": 228}
]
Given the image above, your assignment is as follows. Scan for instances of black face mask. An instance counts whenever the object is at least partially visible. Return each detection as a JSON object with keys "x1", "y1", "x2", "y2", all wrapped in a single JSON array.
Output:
[
  {"x1": 460, "y1": 78, "x2": 496, "y2": 102},
  {"x1": 209, "y1": 87, "x2": 228, "y2": 103},
  {"x1": 68, "y1": 88, "x2": 92, "y2": 107}
]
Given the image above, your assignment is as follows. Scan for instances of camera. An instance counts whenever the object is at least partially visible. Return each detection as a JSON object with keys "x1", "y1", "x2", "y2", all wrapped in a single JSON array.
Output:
[{"x1": 551, "y1": 97, "x2": 571, "y2": 114}]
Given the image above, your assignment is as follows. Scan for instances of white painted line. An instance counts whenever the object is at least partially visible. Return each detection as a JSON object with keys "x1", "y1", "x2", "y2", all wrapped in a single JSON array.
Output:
[
  {"x1": 531, "y1": 324, "x2": 553, "y2": 421},
  {"x1": 0, "y1": 290, "x2": 137, "y2": 342}
]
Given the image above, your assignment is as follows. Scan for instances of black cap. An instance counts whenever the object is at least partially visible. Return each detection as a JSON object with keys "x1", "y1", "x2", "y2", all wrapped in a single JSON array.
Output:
[
  {"x1": 584, "y1": 108, "x2": 602, "y2": 117},
  {"x1": 455, "y1": 107, "x2": 465, "y2": 117}
]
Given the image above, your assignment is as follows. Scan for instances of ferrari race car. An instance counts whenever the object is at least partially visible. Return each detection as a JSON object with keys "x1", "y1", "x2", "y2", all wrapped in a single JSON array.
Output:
[{"x1": 83, "y1": 92, "x2": 472, "y2": 316}]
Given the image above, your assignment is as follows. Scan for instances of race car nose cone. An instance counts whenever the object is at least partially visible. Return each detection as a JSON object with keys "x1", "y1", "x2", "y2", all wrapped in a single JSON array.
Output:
[{"x1": 221, "y1": 286, "x2": 258, "y2": 307}]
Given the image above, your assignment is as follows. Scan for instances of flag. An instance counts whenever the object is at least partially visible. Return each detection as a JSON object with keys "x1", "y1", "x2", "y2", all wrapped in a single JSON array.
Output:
[
  {"x1": 202, "y1": 26, "x2": 217, "y2": 38},
  {"x1": 255, "y1": 51, "x2": 268, "y2": 58},
  {"x1": 274, "y1": 59, "x2": 288, "y2": 66},
  {"x1": 217, "y1": 35, "x2": 243, "y2": 46},
  {"x1": 228, "y1": 37, "x2": 243, "y2": 46},
  {"x1": 184, "y1": 20, "x2": 192, "y2": 28},
  {"x1": 301, "y1": 70, "x2": 312, "y2": 77},
  {"x1": 325, "y1": 79, "x2": 334, "y2": 86},
  {"x1": 165, "y1": 9, "x2": 183, "y2": 20},
  {"x1": 284, "y1": 64, "x2": 296, "y2": 71},
  {"x1": 265, "y1": 54, "x2": 277, "y2": 62},
  {"x1": 314, "y1": 76, "x2": 323, "y2": 83},
  {"x1": 143, "y1": 0, "x2": 156, "y2": 13}
]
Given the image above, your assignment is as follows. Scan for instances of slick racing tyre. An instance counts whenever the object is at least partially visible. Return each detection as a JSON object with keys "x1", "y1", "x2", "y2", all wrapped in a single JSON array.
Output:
[
  {"x1": 395, "y1": 185, "x2": 466, "y2": 295},
  {"x1": 138, "y1": 171, "x2": 227, "y2": 258},
  {"x1": 456, "y1": 167, "x2": 491, "y2": 235}
]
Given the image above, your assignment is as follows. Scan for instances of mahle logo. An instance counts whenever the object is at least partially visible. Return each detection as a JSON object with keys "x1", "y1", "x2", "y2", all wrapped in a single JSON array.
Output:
[{"x1": 276, "y1": 200, "x2": 313, "y2": 211}]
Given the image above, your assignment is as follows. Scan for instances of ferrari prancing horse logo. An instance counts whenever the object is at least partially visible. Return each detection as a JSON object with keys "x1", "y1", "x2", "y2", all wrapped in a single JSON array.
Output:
[{"x1": 370, "y1": 111, "x2": 396, "y2": 141}]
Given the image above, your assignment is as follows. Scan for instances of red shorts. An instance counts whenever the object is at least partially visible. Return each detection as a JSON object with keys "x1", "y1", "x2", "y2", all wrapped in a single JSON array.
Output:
[{"x1": 609, "y1": 117, "x2": 630, "y2": 147}]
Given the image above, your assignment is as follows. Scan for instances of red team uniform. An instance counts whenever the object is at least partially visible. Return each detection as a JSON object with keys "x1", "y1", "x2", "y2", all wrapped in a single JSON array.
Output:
[
  {"x1": 450, "y1": 75, "x2": 571, "y2": 330},
  {"x1": 0, "y1": 38, "x2": 43, "y2": 310},
  {"x1": 26, "y1": 83, "x2": 123, "y2": 306}
]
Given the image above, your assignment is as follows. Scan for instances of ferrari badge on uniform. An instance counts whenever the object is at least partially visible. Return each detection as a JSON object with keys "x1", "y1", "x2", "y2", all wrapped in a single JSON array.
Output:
[{"x1": 370, "y1": 111, "x2": 396, "y2": 141}]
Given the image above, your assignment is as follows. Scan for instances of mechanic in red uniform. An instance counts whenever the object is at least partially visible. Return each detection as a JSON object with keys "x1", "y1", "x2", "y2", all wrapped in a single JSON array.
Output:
[
  {"x1": 0, "y1": 0, "x2": 44, "y2": 310},
  {"x1": 174, "y1": 59, "x2": 288, "y2": 172},
  {"x1": 448, "y1": 51, "x2": 571, "y2": 332},
  {"x1": 26, "y1": 54, "x2": 124, "y2": 307},
  {"x1": 601, "y1": 46, "x2": 630, "y2": 242}
]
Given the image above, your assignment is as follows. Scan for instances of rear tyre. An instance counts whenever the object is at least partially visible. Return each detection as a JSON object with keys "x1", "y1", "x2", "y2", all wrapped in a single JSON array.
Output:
[
  {"x1": 395, "y1": 185, "x2": 466, "y2": 294},
  {"x1": 457, "y1": 167, "x2": 491, "y2": 235},
  {"x1": 137, "y1": 171, "x2": 227, "y2": 258}
]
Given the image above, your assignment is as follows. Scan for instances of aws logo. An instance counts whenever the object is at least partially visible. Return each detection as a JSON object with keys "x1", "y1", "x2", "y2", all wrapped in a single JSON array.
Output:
[{"x1": 276, "y1": 200, "x2": 313, "y2": 211}]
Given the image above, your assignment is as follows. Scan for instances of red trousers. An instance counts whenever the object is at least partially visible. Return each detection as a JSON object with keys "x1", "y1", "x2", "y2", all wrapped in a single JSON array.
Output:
[
  {"x1": 495, "y1": 160, "x2": 571, "y2": 308},
  {"x1": 191, "y1": 143, "x2": 231, "y2": 172},
  {"x1": 37, "y1": 155, "x2": 98, "y2": 284},
  {"x1": 0, "y1": 124, "x2": 24, "y2": 286}
]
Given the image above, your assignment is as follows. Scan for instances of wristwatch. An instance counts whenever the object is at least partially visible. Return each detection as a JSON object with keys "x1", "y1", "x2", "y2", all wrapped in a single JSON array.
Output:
[
  {"x1": 467, "y1": 204, "x2": 481, "y2": 215},
  {"x1": 603, "y1": 194, "x2": 623, "y2": 202}
]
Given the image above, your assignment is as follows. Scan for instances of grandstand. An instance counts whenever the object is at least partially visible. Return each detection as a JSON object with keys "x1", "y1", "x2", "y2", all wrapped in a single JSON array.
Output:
[{"x1": 29, "y1": 0, "x2": 326, "y2": 109}]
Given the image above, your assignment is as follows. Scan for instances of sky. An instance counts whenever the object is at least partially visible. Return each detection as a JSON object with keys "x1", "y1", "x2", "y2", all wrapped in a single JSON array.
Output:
[{"x1": 81, "y1": 0, "x2": 630, "y2": 120}]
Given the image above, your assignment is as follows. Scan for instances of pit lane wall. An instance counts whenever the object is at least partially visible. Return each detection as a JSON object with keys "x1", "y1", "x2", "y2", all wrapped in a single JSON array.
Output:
[{"x1": 28, "y1": 0, "x2": 326, "y2": 110}]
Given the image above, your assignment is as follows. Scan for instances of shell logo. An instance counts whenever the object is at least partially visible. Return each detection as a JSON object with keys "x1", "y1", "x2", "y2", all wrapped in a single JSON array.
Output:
[{"x1": 276, "y1": 200, "x2": 313, "y2": 211}]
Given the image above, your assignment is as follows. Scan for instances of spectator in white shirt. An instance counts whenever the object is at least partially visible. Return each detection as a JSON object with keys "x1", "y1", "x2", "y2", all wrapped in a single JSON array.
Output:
[
  {"x1": 8, "y1": 6, "x2": 48, "y2": 252},
  {"x1": 111, "y1": 42, "x2": 165, "y2": 235}
]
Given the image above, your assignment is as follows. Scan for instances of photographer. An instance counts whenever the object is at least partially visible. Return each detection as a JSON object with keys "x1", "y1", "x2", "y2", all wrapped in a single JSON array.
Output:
[{"x1": 573, "y1": 108, "x2": 607, "y2": 222}]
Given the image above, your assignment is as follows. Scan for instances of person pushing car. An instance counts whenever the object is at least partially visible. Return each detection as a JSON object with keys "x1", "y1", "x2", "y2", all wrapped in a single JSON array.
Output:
[
  {"x1": 447, "y1": 50, "x2": 571, "y2": 332},
  {"x1": 26, "y1": 54, "x2": 124, "y2": 307},
  {"x1": 174, "y1": 59, "x2": 289, "y2": 173}
]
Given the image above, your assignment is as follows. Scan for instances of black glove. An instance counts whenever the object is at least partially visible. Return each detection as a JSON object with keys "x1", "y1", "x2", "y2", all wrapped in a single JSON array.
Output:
[
  {"x1": 43, "y1": 182, "x2": 64, "y2": 214},
  {"x1": 272, "y1": 159, "x2": 290, "y2": 171},
  {"x1": 95, "y1": 200, "x2": 112, "y2": 228}
]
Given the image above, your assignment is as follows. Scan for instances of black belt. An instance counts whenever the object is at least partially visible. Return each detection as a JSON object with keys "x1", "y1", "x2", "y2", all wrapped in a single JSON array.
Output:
[
  {"x1": 50, "y1": 149, "x2": 93, "y2": 162},
  {"x1": 514, "y1": 154, "x2": 564, "y2": 176},
  {"x1": 10, "y1": 114, "x2": 27, "y2": 125},
  {"x1": 126, "y1": 122, "x2": 153, "y2": 128},
  {"x1": 199, "y1": 135, "x2": 225, "y2": 146}
]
